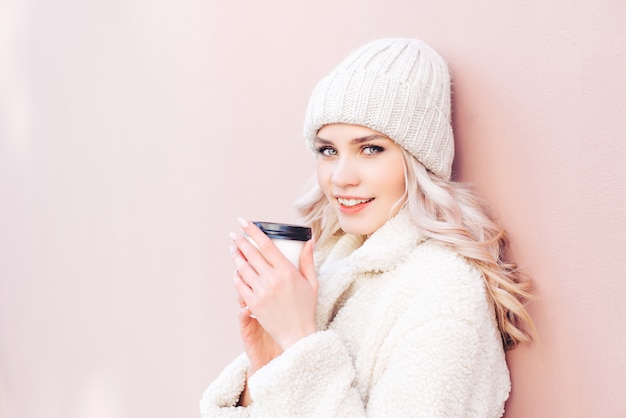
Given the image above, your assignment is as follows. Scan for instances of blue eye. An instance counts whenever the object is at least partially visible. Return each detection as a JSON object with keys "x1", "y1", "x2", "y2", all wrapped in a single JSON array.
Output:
[
  {"x1": 362, "y1": 145, "x2": 384, "y2": 155},
  {"x1": 315, "y1": 146, "x2": 337, "y2": 156}
]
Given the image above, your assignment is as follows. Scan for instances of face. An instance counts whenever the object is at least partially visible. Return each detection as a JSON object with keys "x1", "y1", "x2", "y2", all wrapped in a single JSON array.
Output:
[{"x1": 315, "y1": 123, "x2": 406, "y2": 236}]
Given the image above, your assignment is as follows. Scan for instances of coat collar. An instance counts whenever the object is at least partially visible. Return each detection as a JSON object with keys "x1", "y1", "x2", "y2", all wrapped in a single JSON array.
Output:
[{"x1": 315, "y1": 208, "x2": 425, "y2": 328}]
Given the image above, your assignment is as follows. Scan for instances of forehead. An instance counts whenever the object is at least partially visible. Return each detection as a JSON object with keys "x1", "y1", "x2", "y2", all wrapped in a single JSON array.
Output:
[{"x1": 316, "y1": 123, "x2": 392, "y2": 143}]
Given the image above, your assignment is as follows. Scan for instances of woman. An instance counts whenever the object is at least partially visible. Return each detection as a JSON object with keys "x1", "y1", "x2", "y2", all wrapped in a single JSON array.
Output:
[{"x1": 200, "y1": 38, "x2": 534, "y2": 417}]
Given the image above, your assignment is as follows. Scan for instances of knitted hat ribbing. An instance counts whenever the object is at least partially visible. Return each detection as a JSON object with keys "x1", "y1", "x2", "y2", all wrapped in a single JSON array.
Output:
[{"x1": 304, "y1": 38, "x2": 454, "y2": 180}]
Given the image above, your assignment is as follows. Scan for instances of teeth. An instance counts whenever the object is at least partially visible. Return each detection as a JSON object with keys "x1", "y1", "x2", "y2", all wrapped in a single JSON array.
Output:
[{"x1": 337, "y1": 197, "x2": 371, "y2": 207}]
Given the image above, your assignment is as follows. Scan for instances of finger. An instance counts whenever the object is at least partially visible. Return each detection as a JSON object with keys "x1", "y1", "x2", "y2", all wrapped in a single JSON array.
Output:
[
  {"x1": 232, "y1": 252, "x2": 262, "y2": 289},
  {"x1": 231, "y1": 244, "x2": 259, "y2": 277},
  {"x1": 235, "y1": 281, "x2": 258, "y2": 319},
  {"x1": 238, "y1": 304, "x2": 251, "y2": 318},
  {"x1": 230, "y1": 231, "x2": 273, "y2": 276},
  {"x1": 299, "y1": 238, "x2": 317, "y2": 284},
  {"x1": 236, "y1": 218, "x2": 287, "y2": 268},
  {"x1": 238, "y1": 305, "x2": 253, "y2": 326},
  {"x1": 233, "y1": 268, "x2": 255, "y2": 303}
]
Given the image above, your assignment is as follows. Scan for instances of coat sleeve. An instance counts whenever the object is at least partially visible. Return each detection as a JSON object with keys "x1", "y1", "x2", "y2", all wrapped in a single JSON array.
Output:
[
  {"x1": 198, "y1": 331, "x2": 362, "y2": 418},
  {"x1": 242, "y1": 314, "x2": 506, "y2": 417},
  {"x1": 199, "y1": 353, "x2": 255, "y2": 418},
  {"x1": 247, "y1": 329, "x2": 364, "y2": 417},
  {"x1": 200, "y1": 318, "x2": 507, "y2": 417}
]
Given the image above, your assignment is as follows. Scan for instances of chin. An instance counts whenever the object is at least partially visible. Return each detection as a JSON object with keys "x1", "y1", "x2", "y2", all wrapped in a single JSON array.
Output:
[{"x1": 337, "y1": 217, "x2": 380, "y2": 236}]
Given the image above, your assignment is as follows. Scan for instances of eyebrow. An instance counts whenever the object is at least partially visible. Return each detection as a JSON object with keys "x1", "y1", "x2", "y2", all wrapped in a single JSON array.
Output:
[{"x1": 314, "y1": 134, "x2": 390, "y2": 145}]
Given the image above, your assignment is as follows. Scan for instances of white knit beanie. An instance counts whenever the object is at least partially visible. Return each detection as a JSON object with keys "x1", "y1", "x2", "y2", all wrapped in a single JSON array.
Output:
[{"x1": 304, "y1": 38, "x2": 454, "y2": 180}]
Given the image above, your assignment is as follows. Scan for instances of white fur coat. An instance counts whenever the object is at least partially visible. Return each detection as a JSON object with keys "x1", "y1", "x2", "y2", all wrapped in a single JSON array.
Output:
[{"x1": 200, "y1": 210, "x2": 510, "y2": 417}]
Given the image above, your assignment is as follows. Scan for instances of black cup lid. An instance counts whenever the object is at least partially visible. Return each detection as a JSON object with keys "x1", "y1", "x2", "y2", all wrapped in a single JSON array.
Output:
[{"x1": 252, "y1": 221, "x2": 312, "y2": 241}]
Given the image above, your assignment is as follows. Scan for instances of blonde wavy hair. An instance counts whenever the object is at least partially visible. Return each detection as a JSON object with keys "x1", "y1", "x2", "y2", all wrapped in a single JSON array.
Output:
[{"x1": 295, "y1": 148, "x2": 535, "y2": 350}]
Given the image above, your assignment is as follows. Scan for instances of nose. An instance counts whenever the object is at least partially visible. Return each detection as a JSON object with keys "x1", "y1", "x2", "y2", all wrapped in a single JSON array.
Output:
[{"x1": 331, "y1": 156, "x2": 360, "y2": 188}]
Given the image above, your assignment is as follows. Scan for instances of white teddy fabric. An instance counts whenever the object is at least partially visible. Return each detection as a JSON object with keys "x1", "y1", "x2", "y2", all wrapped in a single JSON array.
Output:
[{"x1": 200, "y1": 209, "x2": 510, "y2": 417}]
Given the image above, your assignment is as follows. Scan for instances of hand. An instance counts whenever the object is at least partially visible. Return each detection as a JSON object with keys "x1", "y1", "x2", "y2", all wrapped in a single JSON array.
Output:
[
  {"x1": 234, "y1": 293, "x2": 283, "y2": 408},
  {"x1": 231, "y1": 218, "x2": 318, "y2": 350},
  {"x1": 235, "y1": 294, "x2": 283, "y2": 376}
]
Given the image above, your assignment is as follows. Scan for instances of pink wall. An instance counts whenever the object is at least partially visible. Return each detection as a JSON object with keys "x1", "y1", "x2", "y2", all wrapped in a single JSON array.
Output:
[{"x1": 1, "y1": 1, "x2": 624, "y2": 417}]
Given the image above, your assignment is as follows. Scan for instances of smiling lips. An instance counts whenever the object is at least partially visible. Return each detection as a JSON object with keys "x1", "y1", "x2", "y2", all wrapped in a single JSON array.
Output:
[{"x1": 336, "y1": 196, "x2": 374, "y2": 213}]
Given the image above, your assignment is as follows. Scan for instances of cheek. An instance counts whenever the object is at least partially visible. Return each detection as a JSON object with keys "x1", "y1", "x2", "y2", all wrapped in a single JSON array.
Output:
[
  {"x1": 316, "y1": 163, "x2": 333, "y2": 195},
  {"x1": 374, "y1": 162, "x2": 405, "y2": 198},
  {"x1": 392, "y1": 166, "x2": 406, "y2": 196}
]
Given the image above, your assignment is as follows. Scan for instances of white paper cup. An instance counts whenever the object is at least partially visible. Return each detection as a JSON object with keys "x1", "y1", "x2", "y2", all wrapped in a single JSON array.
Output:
[{"x1": 248, "y1": 221, "x2": 312, "y2": 268}]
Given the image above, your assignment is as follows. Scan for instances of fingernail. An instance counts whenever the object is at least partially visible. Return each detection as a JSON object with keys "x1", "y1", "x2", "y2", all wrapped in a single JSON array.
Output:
[
  {"x1": 230, "y1": 244, "x2": 236, "y2": 254},
  {"x1": 237, "y1": 217, "x2": 249, "y2": 228},
  {"x1": 229, "y1": 232, "x2": 238, "y2": 241}
]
